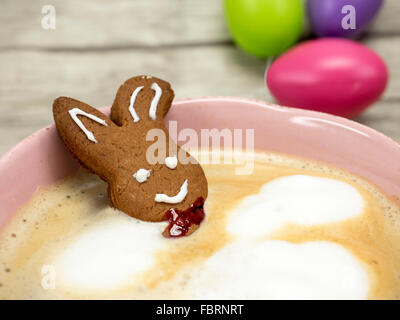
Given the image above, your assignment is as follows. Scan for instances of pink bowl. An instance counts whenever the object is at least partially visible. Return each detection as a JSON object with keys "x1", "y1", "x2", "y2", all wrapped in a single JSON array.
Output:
[{"x1": 1, "y1": 97, "x2": 399, "y2": 229}]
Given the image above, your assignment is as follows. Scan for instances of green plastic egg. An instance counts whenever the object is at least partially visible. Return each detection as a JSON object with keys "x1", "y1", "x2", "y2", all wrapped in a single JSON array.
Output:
[{"x1": 224, "y1": 0, "x2": 304, "y2": 58}]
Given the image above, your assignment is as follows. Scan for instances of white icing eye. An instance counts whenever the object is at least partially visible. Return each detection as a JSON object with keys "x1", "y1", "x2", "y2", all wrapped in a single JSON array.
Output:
[
  {"x1": 165, "y1": 156, "x2": 178, "y2": 169},
  {"x1": 133, "y1": 169, "x2": 151, "y2": 183}
]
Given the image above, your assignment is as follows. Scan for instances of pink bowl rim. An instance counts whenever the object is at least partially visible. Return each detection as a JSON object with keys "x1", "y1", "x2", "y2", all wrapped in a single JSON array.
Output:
[{"x1": 1, "y1": 96, "x2": 399, "y2": 164}]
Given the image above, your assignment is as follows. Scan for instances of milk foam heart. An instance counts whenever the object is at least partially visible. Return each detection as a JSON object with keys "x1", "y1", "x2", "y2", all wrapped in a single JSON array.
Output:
[
  {"x1": 227, "y1": 175, "x2": 364, "y2": 238},
  {"x1": 186, "y1": 240, "x2": 369, "y2": 299},
  {"x1": 54, "y1": 213, "x2": 167, "y2": 291}
]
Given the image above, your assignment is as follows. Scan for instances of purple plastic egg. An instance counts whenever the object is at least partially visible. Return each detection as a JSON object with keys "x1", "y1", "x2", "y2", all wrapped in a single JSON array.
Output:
[
  {"x1": 308, "y1": 0, "x2": 384, "y2": 38},
  {"x1": 266, "y1": 39, "x2": 388, "y2": 118}
]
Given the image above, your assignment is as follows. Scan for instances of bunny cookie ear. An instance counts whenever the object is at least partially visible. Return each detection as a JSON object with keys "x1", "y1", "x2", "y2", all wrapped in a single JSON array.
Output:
[
  {"x1": 53, "y1": 97, "x2": 119, "y2": 180},
  {"x1": 110, "y1": 75, "x2": 174, "y2": 128}
]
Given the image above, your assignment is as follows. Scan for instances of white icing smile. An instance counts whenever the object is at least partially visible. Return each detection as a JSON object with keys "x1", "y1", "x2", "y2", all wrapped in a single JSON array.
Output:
[{"x1": 155, "y1": 179, "x2": 188, "y2": 204}]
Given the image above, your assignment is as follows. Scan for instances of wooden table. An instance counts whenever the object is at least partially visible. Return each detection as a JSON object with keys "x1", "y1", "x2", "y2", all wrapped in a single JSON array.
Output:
[{"x1": 1, "y1": 0, "x2": 399, "y2": 156}]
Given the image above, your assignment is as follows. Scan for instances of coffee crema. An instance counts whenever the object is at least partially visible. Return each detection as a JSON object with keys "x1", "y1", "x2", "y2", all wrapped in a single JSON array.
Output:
[{"x1": 1, "y1": 150, "x2": 400, "y2": 299}]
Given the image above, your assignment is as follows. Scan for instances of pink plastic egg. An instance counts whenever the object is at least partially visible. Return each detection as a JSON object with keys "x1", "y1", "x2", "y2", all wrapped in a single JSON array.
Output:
[{"x1": 266, "y1": 39, "x2": 388, "y2": 118}]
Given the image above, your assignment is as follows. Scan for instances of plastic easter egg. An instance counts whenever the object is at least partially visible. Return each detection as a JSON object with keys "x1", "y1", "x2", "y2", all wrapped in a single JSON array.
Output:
[
  {"x1": 308, "y1": 0, "x2": 384, "y2": 38},
  {"x1": 224, "y1": 0, "x2": 304, "y2": 58},
  {"x1": 266, "y1": 39, "x2": 388, "y2": 118}
]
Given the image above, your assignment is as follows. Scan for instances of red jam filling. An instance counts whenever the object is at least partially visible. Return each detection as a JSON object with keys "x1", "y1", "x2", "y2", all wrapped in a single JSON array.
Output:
[{"x1": 164, "y1": 197, "x2": 205, "y2": 238}]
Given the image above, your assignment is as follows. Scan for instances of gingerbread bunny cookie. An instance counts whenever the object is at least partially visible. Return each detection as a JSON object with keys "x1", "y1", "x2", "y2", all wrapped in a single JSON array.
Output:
[{"x1": 53, "y1": 76, "x2": 208, "y2": 237}]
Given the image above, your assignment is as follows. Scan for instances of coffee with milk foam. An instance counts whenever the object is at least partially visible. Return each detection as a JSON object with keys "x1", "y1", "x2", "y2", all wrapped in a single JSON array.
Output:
[{"x1": 1, "y1": 151, "x2": 400, "y2": 299}]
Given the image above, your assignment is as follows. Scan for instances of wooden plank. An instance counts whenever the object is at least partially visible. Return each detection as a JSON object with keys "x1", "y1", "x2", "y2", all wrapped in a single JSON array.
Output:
[
  {"x1": 0, "y1": 42, "x2": 399, "y2": 156},
  {"x1": 1, "y1": 0, "x2": 400, "y2": 50},
  {"x1": 364, "y1": 36, "x2": 400, "y2": 101},
  {"x1": 0, "y1": 36, "x2": 398, "y2": 104},
  {"x1": 0, "y1": 0, "x2": 228, "y2": 49},
  {"x1": 356, "y1": 100, "x2": 400, "y2": 142},
  {"x1": 370, "y1": 0, "x2": 400, "y2": 35}
]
